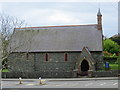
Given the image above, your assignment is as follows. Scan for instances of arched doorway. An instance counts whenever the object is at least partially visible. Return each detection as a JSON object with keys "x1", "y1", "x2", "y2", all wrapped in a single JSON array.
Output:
[
  {"x1": 80, "y1": 60, "x2": 89, "y2": 76},
  {"x1": 81, "y1": 60, "x2": 89, "y2": 71}
]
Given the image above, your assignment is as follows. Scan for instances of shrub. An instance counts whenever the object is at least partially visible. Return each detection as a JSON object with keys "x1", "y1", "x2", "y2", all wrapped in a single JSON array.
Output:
[{"x1": 103, "y1": 39, "x2": 120, "y2": 54}]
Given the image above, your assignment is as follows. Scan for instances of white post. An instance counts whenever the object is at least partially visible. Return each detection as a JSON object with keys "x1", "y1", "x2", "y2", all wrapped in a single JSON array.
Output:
[
  {"x1": 39, "y1": 77, "x2": 42, "y2": 84},
  {"x1": 19, "y1": 77, "x2": 22, "y2": 84}
]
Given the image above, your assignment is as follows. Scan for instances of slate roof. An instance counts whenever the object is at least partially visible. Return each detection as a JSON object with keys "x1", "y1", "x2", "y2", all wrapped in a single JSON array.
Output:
[{"x1": 8, "y1": 24, "x2": 103, "y2": 52}]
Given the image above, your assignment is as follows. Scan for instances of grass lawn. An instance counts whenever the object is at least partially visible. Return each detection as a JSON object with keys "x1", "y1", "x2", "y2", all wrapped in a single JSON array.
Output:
[
  {"x1": 98, "y1": 63, "x2": 119, "y2": 71},
  {"x1": 1, "y1": 69, "x2": 9, "y2": 72},
  {"x1": 109, "y1": 64, "x2": 119, "y2": 70}
]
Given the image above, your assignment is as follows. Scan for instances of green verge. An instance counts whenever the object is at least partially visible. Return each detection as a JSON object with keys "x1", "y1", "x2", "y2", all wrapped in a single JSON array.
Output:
[
  {"x1": 98, "y1": 63, "x2": 119, "y2": 71},
  {"x1": 2, "y1": 69, "x2": 9, "y2": 72},
  {"x1": 109, "y1": 64, "x2": 119, "y2": 70}
]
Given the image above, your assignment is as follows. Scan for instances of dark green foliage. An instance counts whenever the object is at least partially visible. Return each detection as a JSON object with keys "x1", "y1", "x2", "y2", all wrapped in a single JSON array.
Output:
[
  {"x1": 110, "y1": 34, "x2": 120, "y2": 45},
  {"x1": 103, "y1": 39, "x2": 120, "y2": 54}
]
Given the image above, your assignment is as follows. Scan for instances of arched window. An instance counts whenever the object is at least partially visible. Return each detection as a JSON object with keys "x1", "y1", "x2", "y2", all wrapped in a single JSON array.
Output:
[
  {"x1": 64, "y1": 53, "x2": 68, "y2": 61},
  {"x1": 26, "y1": 53, "x2": 29, "y2": 60},
  {"x1": 45, "y1": 53, "x2": 48, "y2": 61}
]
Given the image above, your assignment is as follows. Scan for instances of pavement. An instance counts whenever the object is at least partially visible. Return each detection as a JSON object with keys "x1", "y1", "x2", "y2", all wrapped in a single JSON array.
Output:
[{"x1": 1, "y1": 77, "x2": 119, "y2": 81}]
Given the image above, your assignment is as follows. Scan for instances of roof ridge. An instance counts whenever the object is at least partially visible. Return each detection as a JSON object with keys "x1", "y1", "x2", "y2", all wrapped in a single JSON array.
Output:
[{"x1": 15, "y1": 24, "x2": 97, "y2": 29}]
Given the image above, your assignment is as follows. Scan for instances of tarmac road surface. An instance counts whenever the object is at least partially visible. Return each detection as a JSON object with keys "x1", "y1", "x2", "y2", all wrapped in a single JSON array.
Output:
[{"x1": 1, "y1": 78, "x2": 119, "y2": 88}]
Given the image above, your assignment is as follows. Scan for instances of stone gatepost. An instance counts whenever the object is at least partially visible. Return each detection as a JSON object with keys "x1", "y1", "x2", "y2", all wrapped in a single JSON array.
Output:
[
  {"x1": 88, "y1": 70, "x2": 93, "y2": 77},
  {"x1": 73, "y1": 69, "x2": 78, "y2": 77}
]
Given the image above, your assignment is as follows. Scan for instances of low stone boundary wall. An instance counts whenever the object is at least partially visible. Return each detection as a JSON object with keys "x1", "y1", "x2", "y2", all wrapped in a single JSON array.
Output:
[
  {"x1": 92, "y1": 70, "x2": 119, "y2": 77},
  {"x1": 2, "y1": 70, "x2": 119, "y2": 78},
  {"x1": 2, "y1": 71, "x2": 73, "y2": 78}
]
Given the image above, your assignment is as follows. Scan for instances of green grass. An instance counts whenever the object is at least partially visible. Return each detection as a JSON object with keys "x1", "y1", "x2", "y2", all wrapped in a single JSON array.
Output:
[
  {"x1": 98, "y1": 63, "x2": 119, "y2": 71},
  {"x1": 1, "y1": 69, "x2": 9, "y2": 72},
  {"x1": 109, "y1": 64, "x2": 119, "y2": 70}
]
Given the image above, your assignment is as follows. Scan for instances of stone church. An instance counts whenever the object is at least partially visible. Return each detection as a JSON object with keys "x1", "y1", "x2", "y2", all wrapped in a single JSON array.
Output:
[{"x1": 7, "y1": 9, "x2": 103, "y2": 78}]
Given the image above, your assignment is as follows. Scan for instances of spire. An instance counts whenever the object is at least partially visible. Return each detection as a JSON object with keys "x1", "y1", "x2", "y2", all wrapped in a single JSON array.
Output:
[
  {"x1": 97, "y1": 8, "x2": 102, "y2": 16},
  {"x1": 97, "y1": 8, "x2": 102, "y2": 30}
]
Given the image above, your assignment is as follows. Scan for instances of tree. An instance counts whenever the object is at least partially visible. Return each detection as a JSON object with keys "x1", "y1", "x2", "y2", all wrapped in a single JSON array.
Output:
[
  {"x1": 103, "y1": 39, "x2": 120, "y2": 55},
  {"x1": 110, "y1": 34, "x2": 120, "y2": 45},
  {"x1": 0, "y1": 13, "x2": 26, "y2": 70},
  {"x1": 0, "y1": 33, "x2": 2, "y2": 70}
]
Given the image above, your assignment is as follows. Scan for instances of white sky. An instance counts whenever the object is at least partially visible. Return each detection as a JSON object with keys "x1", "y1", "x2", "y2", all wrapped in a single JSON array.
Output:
[
  {"x1": 0, "y1": 3, "x2": 2, "y2": 12},
  {"x1": 0, "y1": 0, "x2": 119, "y2": 2},
  {"x1": 0, "y1": 0, "x2": 119, "y2": 37}
]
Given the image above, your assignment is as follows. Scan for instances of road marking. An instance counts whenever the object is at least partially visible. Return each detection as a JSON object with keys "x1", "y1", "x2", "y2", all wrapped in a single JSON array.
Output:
[
  {"x1": 55, "y1": 84, "x2": 62, "y2": 86},
  {"x1": 63, "y1": 83, "x2": 71, "y2": 85},
  {"x1": 100, "y1": 83, "x2": 106, "y2": 85},
  {"x1": 85, "y1": 83, "x2": 93, "y2": 86},
  {"x1": 69, "y1": 83, "x2": 78, "y2": 86},
  {"x1": 113, "y1": 83, "x2": 118, "y2": 85},
  {"x1": 27, "y1": 83, "x2": 34, "y2": 86}
]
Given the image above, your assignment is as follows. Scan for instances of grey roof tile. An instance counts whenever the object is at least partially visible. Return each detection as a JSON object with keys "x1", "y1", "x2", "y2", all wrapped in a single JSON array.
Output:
[{"x1": 8, "y1": 25, "x2": 103, "y2": 52}]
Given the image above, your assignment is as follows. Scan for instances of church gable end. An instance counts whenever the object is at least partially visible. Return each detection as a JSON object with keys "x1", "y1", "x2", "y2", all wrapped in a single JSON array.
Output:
[{"x1": 75, "y1": 47, "x2": 96, "y2": 74}]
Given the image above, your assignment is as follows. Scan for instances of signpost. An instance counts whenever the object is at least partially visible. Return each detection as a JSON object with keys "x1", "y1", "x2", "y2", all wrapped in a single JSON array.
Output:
[{"x1": 105, "y1": 62, "x2": 109, "y2": 71}]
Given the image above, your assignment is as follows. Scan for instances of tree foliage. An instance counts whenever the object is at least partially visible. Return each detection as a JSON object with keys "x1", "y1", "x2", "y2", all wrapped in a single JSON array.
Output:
[
  {"x1": 110, "y1": 34, "x2": 120, "y2": 45},
  {"x1": 0, "y1": 13, "x2": 26, "y2": 70},
  {"x1": 103, "y1": 39, "x2": 120, "y2": 54}
]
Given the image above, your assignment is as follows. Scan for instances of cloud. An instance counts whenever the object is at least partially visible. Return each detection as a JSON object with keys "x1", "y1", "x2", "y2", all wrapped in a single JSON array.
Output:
[
  {"x1": 48, "y1": 11, "x2": 75, "y2": 23},
  {"x1": 0, "y1": 3, "x2": 2, "y2": 13},
  {"x1": 1, "y1": 2, "x2": 117, "y2": 37},
  {"x1": 0, "y1": 0, "x2": 119, "y2": 2},
  {"x1": 21, "y1": 8, "x2": 95, "y2": 26},
  {"x1": 103, "y1": 13, "x2": 118, "y2": 37}
]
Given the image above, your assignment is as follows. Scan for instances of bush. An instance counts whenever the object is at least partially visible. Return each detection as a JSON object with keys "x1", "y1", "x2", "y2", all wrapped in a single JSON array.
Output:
[
  {"x1": 104, "y1": 56, "x2": 118, "y2": 59},
  {"x1": 98, "y1": 63, "x2": 119, "y2": 71},
  {"x1": 103, "y1": 39, "x2": 120, "y2": 54},
  {"x1": 103, "y1": 56, "x2": 118, "y2": 64},
  {"x1": 115, "y1": 54, "x2": 120, "y2": 64},
  {"x1": 103, "y1": 51, "x2": 112, "y2": 56}
]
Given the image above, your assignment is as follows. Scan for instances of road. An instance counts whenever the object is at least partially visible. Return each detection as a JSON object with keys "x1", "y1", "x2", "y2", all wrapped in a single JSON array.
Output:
[{"x1": 1, "y1": 79, "x2": 119, "y2": 88}]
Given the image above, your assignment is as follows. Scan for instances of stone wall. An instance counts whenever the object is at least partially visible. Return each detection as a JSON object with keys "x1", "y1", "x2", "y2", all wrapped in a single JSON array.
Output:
[
  {"x1": 0, "y1": 34, "x2": 2, "y2": 80},
  {"x1": 2, "y1": 70, "x2": 119, "y2": 78},
  {"x1": 91, "y1": 52, "x2": 103, "y2": 70},
  {"x1": 8, "y1": 53, "x2": 35, "y2": 72},
  {"x1": 7, "y1": 51, "x2": 103, "y2": 78},
  {"x1": 2, "y1": 72, "x2": 73, "y2": 78},
  {"x1": 92, "y1": 70, "x2": 119, "y2": 77}
]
